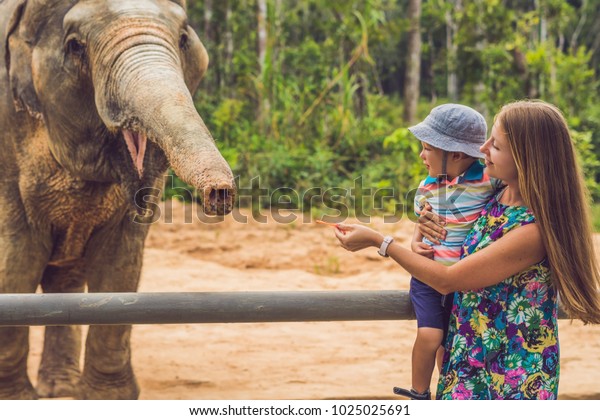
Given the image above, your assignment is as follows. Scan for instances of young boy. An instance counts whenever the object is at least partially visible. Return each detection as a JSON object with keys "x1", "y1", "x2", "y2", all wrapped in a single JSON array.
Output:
[{"x1": 393, "y1": 104, "x2": 501, "y2": 400}]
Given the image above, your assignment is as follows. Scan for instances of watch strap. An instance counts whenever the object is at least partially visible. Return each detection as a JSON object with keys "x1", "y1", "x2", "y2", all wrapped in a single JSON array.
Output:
[{"x1": 378, "y1": 236, "x2": 394, "y2": 257}]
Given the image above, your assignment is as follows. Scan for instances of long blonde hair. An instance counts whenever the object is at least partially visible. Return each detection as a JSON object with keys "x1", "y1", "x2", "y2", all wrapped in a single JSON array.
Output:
[{"x1": 497, "y1": 100, "x2": 600, "y2": 324}]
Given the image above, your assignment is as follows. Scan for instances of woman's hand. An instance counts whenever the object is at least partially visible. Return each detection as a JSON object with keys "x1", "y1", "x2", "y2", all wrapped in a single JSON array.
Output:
[
  {"x1": 418, "y1": 203, "x2": 447, "y2": 245},
  {"x1": 334, "y1": 224, "x2": 384, "y2": 252}
]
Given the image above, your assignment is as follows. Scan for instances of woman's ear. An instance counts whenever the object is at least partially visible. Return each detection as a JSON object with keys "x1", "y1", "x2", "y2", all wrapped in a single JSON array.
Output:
[{"x1": 4, "y1": 0, "x2": 42, "y2": 118}]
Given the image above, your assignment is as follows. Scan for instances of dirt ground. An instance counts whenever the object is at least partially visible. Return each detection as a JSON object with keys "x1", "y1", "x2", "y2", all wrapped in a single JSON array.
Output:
[{"x1": 28, "y1": 200, "x2": 600, "y2": 399}]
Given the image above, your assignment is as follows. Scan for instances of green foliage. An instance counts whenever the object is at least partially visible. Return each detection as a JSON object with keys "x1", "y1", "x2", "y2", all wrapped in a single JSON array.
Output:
[
  {"x1": 553, "y1": 47, "x2": 597, "y2": 119},
  {"x1": 592, "y1": 204, "x2": 600, "y2": 233},
  {"x1": 382, "y1": 127, "x2": 426, "y2": 194},
  {"x1": 571, "y1": 129, "x2": 600, "y2": 200},
  {"x1": 168, "y1": 0, "x2": 600, "y2": 214}
]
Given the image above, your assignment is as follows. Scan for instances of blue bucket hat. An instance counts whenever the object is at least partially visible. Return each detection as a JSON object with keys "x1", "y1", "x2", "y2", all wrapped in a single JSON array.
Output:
[{"x1": 408, "y1": 104, "x2": 487, "y2": 159}]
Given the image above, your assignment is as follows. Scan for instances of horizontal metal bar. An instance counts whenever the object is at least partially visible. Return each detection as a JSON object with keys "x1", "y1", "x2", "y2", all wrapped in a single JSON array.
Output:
[
  {"x1": 0, "y1": 291, "x2": 414, "y2": 326},
  {"x1": 0, "y1": 290, "x2": 570, "y2": 326}
]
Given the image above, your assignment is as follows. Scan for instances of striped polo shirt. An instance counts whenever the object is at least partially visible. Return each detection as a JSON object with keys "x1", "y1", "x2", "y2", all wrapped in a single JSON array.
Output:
[{"x1": 414, "y1": 160, "x2": 501, "y2": 266}]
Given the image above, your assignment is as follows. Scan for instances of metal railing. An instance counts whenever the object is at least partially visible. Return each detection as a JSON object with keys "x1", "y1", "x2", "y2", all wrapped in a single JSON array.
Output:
[
  {"x1": 0, "y1": 290, "x2": 413, "y2": 326},
  {"x1": 0, "y1": 290, "x2": 572, "y2": 326}
]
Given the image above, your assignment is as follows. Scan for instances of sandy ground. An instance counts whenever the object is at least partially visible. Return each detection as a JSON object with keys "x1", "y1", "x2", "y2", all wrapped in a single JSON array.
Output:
[{"x1": 28, "y1": 200, "x2": 600, "y2": 400}]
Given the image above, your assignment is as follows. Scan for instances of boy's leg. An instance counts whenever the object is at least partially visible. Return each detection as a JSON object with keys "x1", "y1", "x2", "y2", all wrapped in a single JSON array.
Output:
[
  {"x1": 394, "y1": 277, "x2": 446, "y2": 399},
  {"x1": 412, "y1": 327, "x2": 444, "y2": 394}
]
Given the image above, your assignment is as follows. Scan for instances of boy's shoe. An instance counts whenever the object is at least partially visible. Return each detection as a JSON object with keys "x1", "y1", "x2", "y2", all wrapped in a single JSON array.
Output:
[{"x1": 393, "y1": 387, "x2": 431, "y2": 400}]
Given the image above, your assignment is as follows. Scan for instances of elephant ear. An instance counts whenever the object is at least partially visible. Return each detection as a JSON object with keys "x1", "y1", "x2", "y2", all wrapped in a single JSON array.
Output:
[
  {"x1": 171, "y1": 0, "x2": 187, "y2": 7},
  {"x1": 4, "y1": 0, "x2": 42, "y2": 118},
  {"x1": 182, "y1": 26, "x2": 209, "y2": 94}
]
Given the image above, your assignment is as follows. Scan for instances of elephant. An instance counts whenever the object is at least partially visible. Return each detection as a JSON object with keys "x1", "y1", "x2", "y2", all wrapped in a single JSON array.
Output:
[{"x1": 0, "y1": 0, "x2": 236, "y2": 399}]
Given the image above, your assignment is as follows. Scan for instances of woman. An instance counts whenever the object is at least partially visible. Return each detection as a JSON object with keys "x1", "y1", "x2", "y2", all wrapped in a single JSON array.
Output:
[{"x1": 333, "y1": 100, "x2": 600, "y2": 399}]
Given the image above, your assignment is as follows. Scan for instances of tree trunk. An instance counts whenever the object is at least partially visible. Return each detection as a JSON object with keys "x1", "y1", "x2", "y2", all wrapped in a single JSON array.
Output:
[
  {"x1": 535, "y1": 0, "x2": 547, "y2": 97},
  {"x1": 427, "y1": 30, "x2": 436, "y2": 103},
  {"x1": 202, "y1": 0, "x2": 217, "y2": 94},
  {"x1": 403, "y1": 0, "x2": 422, "y2": 124},
  {"x1": 224, "y1": 0, "x2": 234, "y2": 90},
  {"x1": 474, "y1": 1, "x2": 486, "y2": 118},
  {"x1": 445, "y1": 0, "x2": 461, "y2": 102},
  {"x1": 204, "y1": 0, "x2": 214, "y2": 44},
  {"x1": 590, "y1": 18, "x2": 600, "y2": 71},
  {"x1": 257, "y1": 0, "x2": 270, "y2": 122},
  {"x1": 569, "y1": 0, "x2": 588, "y2": 52},
  {"x1": 257, "y1": 0, "x2": 268, "y2": 71}
]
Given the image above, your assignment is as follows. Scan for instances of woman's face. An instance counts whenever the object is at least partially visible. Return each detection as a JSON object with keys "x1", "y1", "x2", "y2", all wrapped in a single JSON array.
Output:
[
  {"x1": 419, "y1": 141, "x2": 445, "y2": 178},
  {"x1": 480, "y1": 121, "x2": 519, "y2": 183}
]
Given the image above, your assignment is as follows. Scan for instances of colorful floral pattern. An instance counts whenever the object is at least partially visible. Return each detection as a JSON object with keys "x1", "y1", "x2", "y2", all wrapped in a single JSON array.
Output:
[{"x1": 436, "y1": 191, "x2": 559, "y2": 400}]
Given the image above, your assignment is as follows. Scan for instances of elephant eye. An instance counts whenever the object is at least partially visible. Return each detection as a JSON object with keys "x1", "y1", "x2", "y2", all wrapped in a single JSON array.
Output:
[
  {"x1": 66, "y1": 38, "x2": 86, "y2": 58},
  {"x1": 179, "y1": 32, "x2": 189, "y2": 50}
]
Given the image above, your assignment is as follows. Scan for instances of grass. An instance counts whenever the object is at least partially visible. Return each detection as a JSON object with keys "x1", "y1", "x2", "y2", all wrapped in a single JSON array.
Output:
[{"x1": 313, "y1": 255, "x2": 341, "y2": 275}]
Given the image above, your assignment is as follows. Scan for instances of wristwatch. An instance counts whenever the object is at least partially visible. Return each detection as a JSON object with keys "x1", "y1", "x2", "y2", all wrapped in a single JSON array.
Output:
[{"x1": 378, "y1": 236, "x2": 394, "y2": 257}]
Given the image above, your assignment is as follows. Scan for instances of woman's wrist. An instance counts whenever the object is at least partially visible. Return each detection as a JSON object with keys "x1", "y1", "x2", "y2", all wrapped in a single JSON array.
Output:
[{"x1": 371, "y1": 231, "x2": 385, "y2": 248}]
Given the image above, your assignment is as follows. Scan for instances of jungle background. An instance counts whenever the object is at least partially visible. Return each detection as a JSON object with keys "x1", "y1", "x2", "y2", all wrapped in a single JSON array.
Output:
[
  {"x1": 29, "y1": 1, "x2": 600, "y2": 400},
  {"x1": 175, "y1": 0, "x2": 600, "y2": 227}
]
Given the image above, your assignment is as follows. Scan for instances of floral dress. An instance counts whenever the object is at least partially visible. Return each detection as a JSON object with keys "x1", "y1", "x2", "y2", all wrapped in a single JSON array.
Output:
[{"x1": 436, "y1": 191, "x2": 559, "y2": 400}]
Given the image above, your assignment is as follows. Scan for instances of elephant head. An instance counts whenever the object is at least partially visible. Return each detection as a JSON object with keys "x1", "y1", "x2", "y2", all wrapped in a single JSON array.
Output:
[{"x1": 4, "y1": 0, "x2": 235, "y2": 215}]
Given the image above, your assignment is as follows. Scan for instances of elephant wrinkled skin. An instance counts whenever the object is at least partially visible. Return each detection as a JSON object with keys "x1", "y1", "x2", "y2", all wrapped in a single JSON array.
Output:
[{"x1": 0, "y1": 0, "x2": 236, "y2": 399}]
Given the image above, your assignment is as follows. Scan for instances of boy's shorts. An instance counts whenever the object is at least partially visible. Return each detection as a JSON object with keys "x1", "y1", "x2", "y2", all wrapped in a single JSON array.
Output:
[{"x1": 409, "y1": 277, "x2": 453, "y2": 333}]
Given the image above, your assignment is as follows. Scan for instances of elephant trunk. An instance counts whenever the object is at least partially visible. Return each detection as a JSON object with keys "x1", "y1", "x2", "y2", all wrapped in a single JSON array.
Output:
[{"x1": 92, "y1": 33, "x2": 235, "y2": 215}]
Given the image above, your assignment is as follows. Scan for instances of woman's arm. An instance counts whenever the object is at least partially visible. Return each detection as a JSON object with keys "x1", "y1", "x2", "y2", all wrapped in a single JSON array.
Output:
[{"x1": 334, "y1": 223, "x2": 546, "y2": 294}]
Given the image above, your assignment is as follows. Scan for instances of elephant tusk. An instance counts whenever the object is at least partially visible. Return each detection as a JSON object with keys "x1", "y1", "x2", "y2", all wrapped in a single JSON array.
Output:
[{"x1": 122, "y1": 129, "x2": 147, "y2": 179}]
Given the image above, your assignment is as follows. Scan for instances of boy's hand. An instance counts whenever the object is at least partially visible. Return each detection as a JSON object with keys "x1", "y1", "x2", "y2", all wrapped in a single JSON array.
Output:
[
  {"x1": 418, "y1": 203, "x2": 446, "y2": 245},
  {"x1": 411, "y1": 242, "x2": 434, "y2": 259}
]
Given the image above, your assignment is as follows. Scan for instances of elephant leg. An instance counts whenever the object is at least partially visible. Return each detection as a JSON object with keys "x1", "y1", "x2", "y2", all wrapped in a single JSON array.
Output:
[
  {"x1": 36, "y1": 265, "x2": 85, "y2": 398},
  {"x1": 0, "y1": 327, "x2": 36, "y2": 399},
  {"x1": 37, "y1": 326, "x2": 82, "y2": 398},
  {"x1": 78, "y1": 325, "x2": 139, "y2": 400},
  {"x1": 76, "y1": 215, "x2": 149, "y2": 400},
  {"x1": 0, "y1": 207, "x2": 50, "y2": 399}
]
